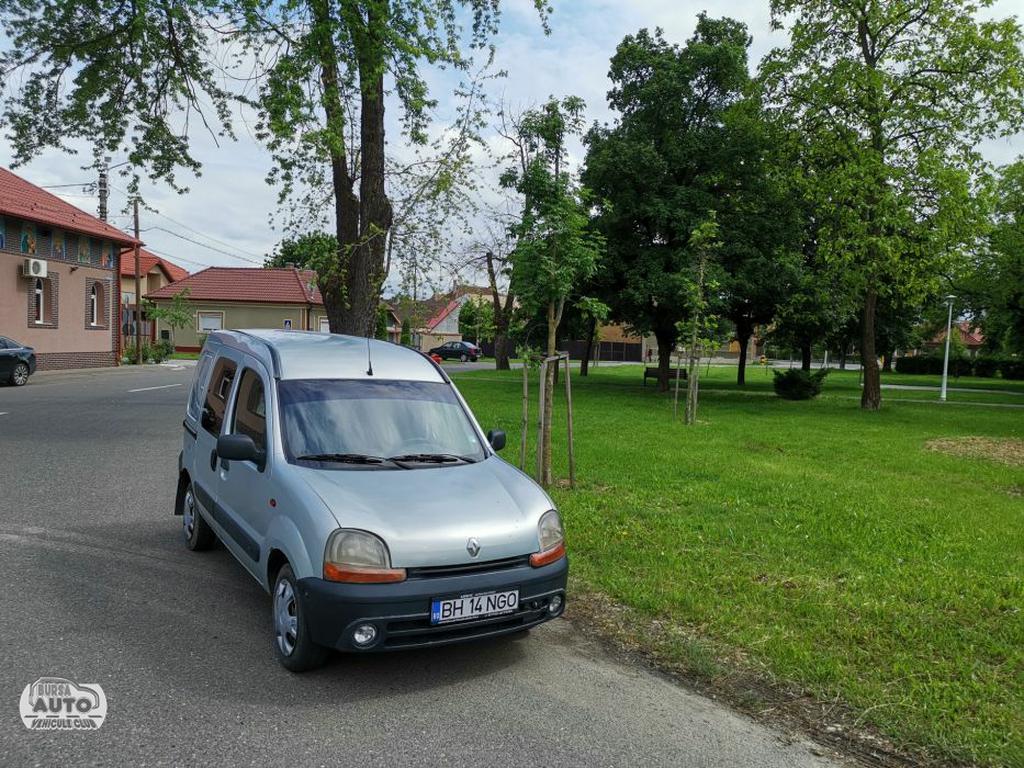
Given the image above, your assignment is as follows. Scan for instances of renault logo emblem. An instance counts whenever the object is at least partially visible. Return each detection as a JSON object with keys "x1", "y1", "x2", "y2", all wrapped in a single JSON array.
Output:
[{"x1": 466, "y1": 537, "x2": 481, "y2": 558}]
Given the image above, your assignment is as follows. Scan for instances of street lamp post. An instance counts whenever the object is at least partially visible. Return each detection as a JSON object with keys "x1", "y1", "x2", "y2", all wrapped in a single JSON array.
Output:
[{"x1": 940, "y1": 295, "x2": 956, "y2": 402}]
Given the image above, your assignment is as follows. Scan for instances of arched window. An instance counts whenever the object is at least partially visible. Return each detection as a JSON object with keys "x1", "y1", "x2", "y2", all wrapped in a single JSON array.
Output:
[
  {"x1": 90, "y1": 284, "x2": 98, "y2": 325},
  {"x1": 34, "y1": 278, "x2": 44, "y2": 324}
]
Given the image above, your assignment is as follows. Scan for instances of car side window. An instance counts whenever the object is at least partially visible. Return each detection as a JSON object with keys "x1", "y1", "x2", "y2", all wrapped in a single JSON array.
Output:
[
  {"x1": 201, "y1": 357, "x2": 237, "y2": 436},
  {"x1": 0, "y1": 338, "x2": 9, "y2": 349},
  {"x1": 231, "y1": 368, "x2": 267, "y2": 459},
  {"x1": 187, "y1": 353, "x2": 214, "y2": 422}
]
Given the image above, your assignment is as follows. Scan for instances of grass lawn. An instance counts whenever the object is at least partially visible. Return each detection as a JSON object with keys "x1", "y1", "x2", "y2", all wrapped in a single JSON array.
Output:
[
  {"x1": 451, "y1": 364, "x2": 1024, "y2": 766},
  {"x1": 170, "y1": 351, "x2": 200, "y2": 360}
]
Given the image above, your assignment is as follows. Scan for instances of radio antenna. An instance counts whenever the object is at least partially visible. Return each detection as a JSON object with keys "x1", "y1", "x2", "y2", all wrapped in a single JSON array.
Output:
[{"x1": 366, "y1": 334, "x2": 374, "y2": 376}]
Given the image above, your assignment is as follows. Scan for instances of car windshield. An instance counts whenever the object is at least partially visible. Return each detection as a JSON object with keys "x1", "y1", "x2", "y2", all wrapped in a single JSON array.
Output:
[{"x1": 278, "y1": 379, "x2": 486, "y2": 467}]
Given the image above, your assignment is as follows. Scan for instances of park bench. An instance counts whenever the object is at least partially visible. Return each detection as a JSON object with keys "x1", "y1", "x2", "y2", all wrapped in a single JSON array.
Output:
[{"x1": 643, "y1": 366, "x2": 688, "y2": 386}]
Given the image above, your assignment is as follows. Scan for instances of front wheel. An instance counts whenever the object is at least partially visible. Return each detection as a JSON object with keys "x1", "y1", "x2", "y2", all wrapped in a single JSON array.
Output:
[
  {"x1": 273, "y1": 564, "x2": 329, "y2": 672},
  {"x1": 460, "y1": 354, "x2": 468, "y2": 362},
  {"x1": 11, "y1": 362, "x2": 29, "y2": 386}
]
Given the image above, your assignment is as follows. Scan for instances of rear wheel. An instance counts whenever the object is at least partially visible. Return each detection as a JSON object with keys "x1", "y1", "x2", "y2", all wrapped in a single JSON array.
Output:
[
  {"x1": 11, "y1": 363, "x2": 29, "y2": 386},
  {"x1": 273, "y1": 564, "x2": 329, "y2": 672},
  {"x1": 182, "y1": 483, "x2": 216, "y2": 551},
  {"x1": 460, "y1": 353, "x2": 468, "y2": 362}
]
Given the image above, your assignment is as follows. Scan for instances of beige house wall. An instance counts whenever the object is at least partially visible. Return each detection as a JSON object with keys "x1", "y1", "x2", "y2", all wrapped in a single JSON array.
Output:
[
  {"x1": 0, "y1": 249, "x2": 116, "y2": 354},
  {"x1": 151, "y1": 300, "x2": 316, "y2": 349}
]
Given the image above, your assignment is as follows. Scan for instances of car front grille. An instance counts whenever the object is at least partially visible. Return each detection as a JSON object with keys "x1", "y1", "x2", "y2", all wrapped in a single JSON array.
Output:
[
  {"x1": 405, "y1": 555, "x2": 530, "y2": 580},
  {"x1": 381, "y1": 595, "x2": 555, "y2": 649}
]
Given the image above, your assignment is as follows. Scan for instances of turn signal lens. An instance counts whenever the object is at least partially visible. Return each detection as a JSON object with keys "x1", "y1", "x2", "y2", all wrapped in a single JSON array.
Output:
[
  {"x1": 530, "y1": 540, "x2": 566, "y2": 568},
  {"x1": 323, "y1": 563, "x2": 407, "y2": 583}
]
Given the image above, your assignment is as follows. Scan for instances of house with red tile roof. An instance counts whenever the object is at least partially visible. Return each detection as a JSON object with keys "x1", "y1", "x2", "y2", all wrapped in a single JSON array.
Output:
[
  {"x1": 0, "y1": 166, "x2": 140, "y2": 370},
  {"x1": 120, "y1": 248, "x2": 190, "y2": 347},
  {"x1": 146, "y1": 266, "x2": 400, "y2": 350},
  {"x1": 924, "y1": 321, "x2": 986, "y2": 357}
]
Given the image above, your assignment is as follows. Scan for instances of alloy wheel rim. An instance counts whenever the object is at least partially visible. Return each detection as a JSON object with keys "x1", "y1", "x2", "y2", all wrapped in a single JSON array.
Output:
[
  {"x1": 183, "y1": 488, "x2": 196, "y2": 540},
  {"x1": 274, "y1": 579, "x2": 298, "y2": 656},
  {"x1": 13, "y1": 365, "x2": 27, "y2": 385}
]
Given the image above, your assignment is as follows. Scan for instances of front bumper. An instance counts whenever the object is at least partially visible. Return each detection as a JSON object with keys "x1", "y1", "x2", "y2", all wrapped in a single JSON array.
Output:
[{"x1": 298, "y1": 556, "x2": 568, "y2": 652}]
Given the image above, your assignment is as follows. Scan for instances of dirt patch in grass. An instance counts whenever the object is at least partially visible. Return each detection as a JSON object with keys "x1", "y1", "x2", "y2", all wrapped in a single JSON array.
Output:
[
  {"x1": 567, "y1": 583, "x2": 954, "y2": 768},
  {"x1": 924, "y1": 437, "x2": 1024, "y2": 467}
]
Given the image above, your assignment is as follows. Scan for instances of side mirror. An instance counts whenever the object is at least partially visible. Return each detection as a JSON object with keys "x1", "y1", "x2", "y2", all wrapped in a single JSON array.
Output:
[
  {"x1": 217, "y1": 434, "x2": 264, "y2": 468},
  {"x1": 487, "y1": 429, "x2": 506, "y2": 452}
]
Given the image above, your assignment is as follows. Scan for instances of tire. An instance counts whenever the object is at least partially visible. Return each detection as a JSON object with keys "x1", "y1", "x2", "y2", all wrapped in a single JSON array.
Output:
[
  {"x1": 460, "y1": 354, "x2": 468, "y2": 362},
  {"x1": 11, "y1": 362, "x2": 29, "y2": 387},
  {"x1": 272, "y1": 564, "x2": 329, "y2": 672},
  {"x1": 182, "y1": 482, "x2": 216, "y2": 551}
]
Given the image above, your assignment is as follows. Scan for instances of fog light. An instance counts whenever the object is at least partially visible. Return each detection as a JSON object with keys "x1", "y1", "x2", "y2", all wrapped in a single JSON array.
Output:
[
  {"x1": 548, "y1": 594, "x2": 564, "y2": 616},
  {"x1": 352, "y1": 623, "x2": 378, "y2": 647}
]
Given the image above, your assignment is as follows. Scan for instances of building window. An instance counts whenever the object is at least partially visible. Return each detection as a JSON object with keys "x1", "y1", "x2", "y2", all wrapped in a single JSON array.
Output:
[
  {"x1": 78, "y1": 238, "x2": 89, "y2": 264},
  {"x1": 53, "y1": 230, "x2": 65, "y2": 259},
  {"x1": 29, "y1": 274, "x2": 57, "y2": 327},
  {"x1": 34, "y1": 278, "x2": 44, "y2": 324},
  {"x1": 197, "y1": 311, "x2": 224, "y2": 332},
  {"x1": 0, "y1": 216, "x2": 5, "y2": 249},
  {"x1": 319, "y1": 317, "x2": 330, "y2": 332},
  {"x1": 21, "y1": 223, "x2": 36, "y2": 254}
]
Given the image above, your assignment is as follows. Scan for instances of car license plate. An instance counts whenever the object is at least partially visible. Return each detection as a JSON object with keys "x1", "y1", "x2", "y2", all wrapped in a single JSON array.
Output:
[{"x1": 430, "y1": 589, "x2": 519, "y2": 625}]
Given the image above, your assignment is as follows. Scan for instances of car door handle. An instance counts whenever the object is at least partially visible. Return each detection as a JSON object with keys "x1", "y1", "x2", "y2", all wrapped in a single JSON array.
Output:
[{"x1": 209, "y1": 449, "x2": 218, "y2": 471}]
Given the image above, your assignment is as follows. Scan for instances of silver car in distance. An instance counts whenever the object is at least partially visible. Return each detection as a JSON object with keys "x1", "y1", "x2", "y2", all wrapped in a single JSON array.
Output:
[{"x1": 175, "y1": 330, "x2": 568, "y2": 671}]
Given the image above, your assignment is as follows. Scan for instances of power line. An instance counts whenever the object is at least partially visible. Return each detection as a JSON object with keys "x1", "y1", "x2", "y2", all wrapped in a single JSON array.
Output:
[
  {"x1": 108, "y1": 182, "x2": 266, "y2": 259},
  {"x1": 140, "y1": 225, "x2": 265, "y2": 265}
]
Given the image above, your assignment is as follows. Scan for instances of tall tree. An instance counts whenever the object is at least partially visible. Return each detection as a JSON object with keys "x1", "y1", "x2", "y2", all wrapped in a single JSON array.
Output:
[
  {"x1": 963, "y1": 159, "x2": 1024, "y2": 355},
  {"x1": 503, "y1": 96, "x2": 603, "y2": 487},
  {"x1": 584, "y1": 18, "x2": 768, "y2": 391},
  {"x1": 0, "y1": 0, "x2": 547, "y2": 336},
  {"x1": 761, "y1": 0, "x2": 1024, "y2": 409}
]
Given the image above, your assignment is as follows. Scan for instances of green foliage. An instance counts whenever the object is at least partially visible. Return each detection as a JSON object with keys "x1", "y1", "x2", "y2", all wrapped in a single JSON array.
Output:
[
  {"x1": 896, "y1": 354, "x2": 1024, "y2": 380},
  {"x1": 584, "y1": 16, "x2": 784, "y2": 370},
  {"x1": 458, "y1": 297, "x2": 495, "y2": 344},
  {"x1": 374, "y1": 305, "x2": 389, "y2": 341},
  {"x1": 147, "y1": 289, "x2": 194, "y2": 341},
  {"x1": 399, "y1": 317, "x2": 412, "y2": 346},
  {"x1": 962, "y1": 159, "x2": 1024, "y2": 355},
  {"x1": 266, "y1": 233, "x2": 338, "y2": 271},
  {"x1": 771, "y1": 367, "x2": 829, "y2": 399},
  {"x1": 760, "y1": 0, "x2": 1024, "y2": 407}
]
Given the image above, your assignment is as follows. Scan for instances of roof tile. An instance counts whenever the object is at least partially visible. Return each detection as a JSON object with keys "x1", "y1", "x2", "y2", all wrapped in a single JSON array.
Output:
[
  {"x1": 146, "y1": 266, "x2": 323, "y2": 305},
  {"x1": 0, "y1": 167, "x2": 139, "y2": 245}
]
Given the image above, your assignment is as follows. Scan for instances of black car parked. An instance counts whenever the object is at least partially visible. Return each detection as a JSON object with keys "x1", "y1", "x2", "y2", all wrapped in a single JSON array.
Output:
[
  {"x1": 0, "y1": 336, "x2": 36, "y2": 386},
  {"x1": 428, "y1": 340, "x2": 482, "y2": 362}
]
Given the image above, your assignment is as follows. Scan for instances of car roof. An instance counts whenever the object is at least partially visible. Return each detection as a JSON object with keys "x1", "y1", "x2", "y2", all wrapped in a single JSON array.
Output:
[{"x1": 208, "y1": 330, "x2": 446, "y2": 382}]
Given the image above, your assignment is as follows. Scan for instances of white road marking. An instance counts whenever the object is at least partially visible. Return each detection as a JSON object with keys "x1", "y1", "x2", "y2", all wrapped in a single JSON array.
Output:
[
  {"x1": 128, "y1": 383, "x2": 183, "y2": 393},
  {"x1": 0, "y1": 412, "x2": 7, "y2": 416}
]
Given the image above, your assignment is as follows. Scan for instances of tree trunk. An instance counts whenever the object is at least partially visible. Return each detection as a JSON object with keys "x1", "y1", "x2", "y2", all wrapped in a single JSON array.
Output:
[
  {"x1": 655, "y1": 329, "x2": 674, "y2": 392},
  {"x1": 580, "y1": 315, "x2": 597, "y2": 376},
  {"x1": 800, "y1": 342, "x2": 812, "y2": 372},
  {"x1": 861, "y1": 287, "x2": 881, "y2": 409},
  {"x1": 485, "y1": 250, "x2": 513, "y2": 371},
  {"x1": 839, "y1": 344, "x2": 848, "y2": 370},
  {"x1": 736, "y1": 327, "x2": 751, "y2": 386}
]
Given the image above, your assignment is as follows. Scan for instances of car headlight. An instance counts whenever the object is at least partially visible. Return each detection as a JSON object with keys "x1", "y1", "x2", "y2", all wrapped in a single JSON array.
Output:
[
  {"x1": 324, "y1": 529, "x2": 406, "y2": 583},
  {"x1": 530, "y1": 510, "x2": 566, "y2": 567}
]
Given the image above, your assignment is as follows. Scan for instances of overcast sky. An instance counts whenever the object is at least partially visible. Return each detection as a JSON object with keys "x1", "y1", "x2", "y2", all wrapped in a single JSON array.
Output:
[{"x1": 2, "y1": 0, "x2": 1022, "y2": 281}]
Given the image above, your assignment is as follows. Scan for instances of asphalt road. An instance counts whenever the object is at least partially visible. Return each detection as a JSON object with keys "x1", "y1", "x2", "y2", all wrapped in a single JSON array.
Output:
[{"x1": 0, "y1": 365, "x2": 842, "y2": 767}]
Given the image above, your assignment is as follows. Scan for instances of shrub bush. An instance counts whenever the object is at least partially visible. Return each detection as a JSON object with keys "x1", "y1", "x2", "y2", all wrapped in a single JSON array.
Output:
[
  {"x1": 1002, "y1": 359, "x2": 1024, "y2": 380},
  {"x1": 894, "y1": 355, "x2": 973, "y2": 377},
  {"x1": 773, "y1": 368, "x2": 829, "y2": 400},
  {"x1": 972, "y1": 357, "x2": 1000, "y2": 378}
]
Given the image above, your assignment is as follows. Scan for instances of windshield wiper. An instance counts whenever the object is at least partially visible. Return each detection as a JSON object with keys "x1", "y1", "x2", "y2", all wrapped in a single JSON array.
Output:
[
  {"x1": 387, "y1": 453, "x2": 478, "y2": 465},
  {"x1": 295, "y1": 453, "x2": 388, "y2": 465}
]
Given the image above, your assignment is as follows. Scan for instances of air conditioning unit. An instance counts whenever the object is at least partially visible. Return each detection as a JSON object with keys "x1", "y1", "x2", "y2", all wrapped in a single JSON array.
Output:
[{"x1": 22, "y1": 258, "x2": 47, "y2": 279}]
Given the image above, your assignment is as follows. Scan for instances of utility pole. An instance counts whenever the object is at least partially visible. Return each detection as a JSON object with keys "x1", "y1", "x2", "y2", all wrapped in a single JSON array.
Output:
[
  {"x1": 98, "y1": 161, "x2": 109, "y2": 221},
  {"x1": 133, "y1": 198, "x2": 142, "y2": 365},
  {"x1": 940, "y1": 295, "x2": 956, "y2": 402}
]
